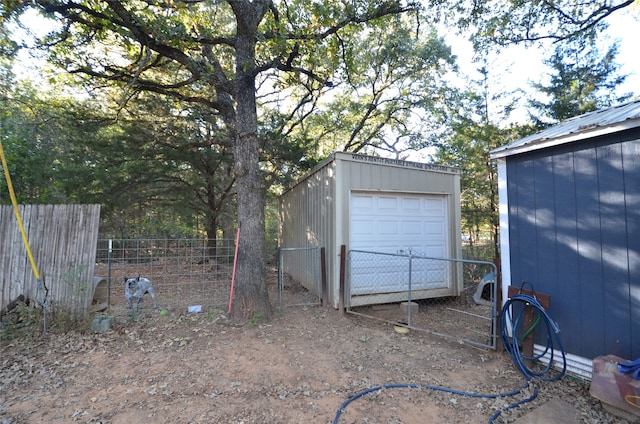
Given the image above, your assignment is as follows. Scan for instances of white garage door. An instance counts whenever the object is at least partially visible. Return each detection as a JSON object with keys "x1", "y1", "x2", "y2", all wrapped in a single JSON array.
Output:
[{"x1": 350, "y1": 192, "x2": 449, "y2": 295}]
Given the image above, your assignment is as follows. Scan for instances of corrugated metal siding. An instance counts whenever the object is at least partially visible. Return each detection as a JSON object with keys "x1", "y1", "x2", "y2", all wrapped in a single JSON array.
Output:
[
  {"x1": 279, "y1": 159, "x2": 336, "y2": 294},
  {"x1": 506, "y1": 128, "x2": 640, "y2": 360},
  {"x1": 334, "y1": 153, "x2": 462, "y2": 306},
  {"x1": 279, "y1": 152, "x2": 461, "y2": 307},
  {"x1": 345, "y1": 159, "x2": 458, "y2": 192},
  {"x1": 340, "y1": 155, "x2": 460, "y2": 258}
]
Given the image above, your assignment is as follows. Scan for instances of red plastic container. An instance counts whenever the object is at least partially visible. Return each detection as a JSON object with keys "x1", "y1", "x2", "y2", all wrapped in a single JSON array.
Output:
[{"x1": 590, "y1": 355, "x2": 640, "y2": 419}]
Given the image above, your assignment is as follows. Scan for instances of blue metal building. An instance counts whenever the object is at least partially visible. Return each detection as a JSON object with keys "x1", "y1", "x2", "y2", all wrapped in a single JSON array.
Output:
[{"x1": 490, "y1": 100, "x2": 640, "y2": 378}]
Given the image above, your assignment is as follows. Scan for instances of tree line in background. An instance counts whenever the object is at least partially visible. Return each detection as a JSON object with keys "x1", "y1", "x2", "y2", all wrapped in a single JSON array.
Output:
[{"x1": 0, "y1": 0, "x2": 635, "y2": 319}]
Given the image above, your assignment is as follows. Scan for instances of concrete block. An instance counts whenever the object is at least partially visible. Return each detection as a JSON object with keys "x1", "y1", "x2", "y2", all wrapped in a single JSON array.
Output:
[
  {"x1": 91, "y1": 316, "x2": 113, "y2": 333},
  {"x1": 400, "y1": 301, "x2": 418, "y2": 314},
  {"x1": 513, "y1": 399, "x2": 579, "y2": 424}
]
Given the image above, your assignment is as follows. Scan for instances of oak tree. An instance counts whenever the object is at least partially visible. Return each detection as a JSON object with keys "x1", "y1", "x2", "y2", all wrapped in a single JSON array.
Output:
[{"x1": 4, "y1": 0, "x2": 420, "y2": 320}]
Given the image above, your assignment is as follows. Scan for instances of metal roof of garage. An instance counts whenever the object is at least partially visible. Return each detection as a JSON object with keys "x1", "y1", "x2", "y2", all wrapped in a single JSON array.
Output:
[{"x1": 490, "y1": 99, "x2": 640, "y2": 159}]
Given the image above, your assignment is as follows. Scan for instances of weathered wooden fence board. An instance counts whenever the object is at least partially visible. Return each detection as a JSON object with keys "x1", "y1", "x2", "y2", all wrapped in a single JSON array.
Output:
[{"x1": 0, "y1": 204, "x2": 101, "y2": 316}]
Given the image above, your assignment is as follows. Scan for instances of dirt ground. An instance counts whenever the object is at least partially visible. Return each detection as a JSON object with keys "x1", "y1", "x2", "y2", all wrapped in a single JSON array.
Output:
[{"x1": 0, "y1": 293, "x2": 632, "y2": 424}]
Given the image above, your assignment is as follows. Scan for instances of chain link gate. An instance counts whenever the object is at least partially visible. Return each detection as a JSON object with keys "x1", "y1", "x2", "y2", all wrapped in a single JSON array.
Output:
[{"x1": 346, "y1": 249, "x2": 498, "y2": 349}]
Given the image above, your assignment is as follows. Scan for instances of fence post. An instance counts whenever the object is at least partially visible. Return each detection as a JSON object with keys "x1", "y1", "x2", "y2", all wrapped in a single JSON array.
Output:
[
  {"x1": 407, "y1": 252, "x2": 412, "y2": 326},
  {"x1": 320, "y1": 247, "x2": 327, "y2": 307},
  {"x1": 107, "y1": 239, "x2": 112, "y2": 306},
  {"x1": 339, "y1": 245, "x2": 346, "y2": 316},
  {"x1": 277, "y1": 248, "x2": 282, "y2": 306},
  {"x1": 495, "y1": 276, "x2": 502, "y2": 351}
]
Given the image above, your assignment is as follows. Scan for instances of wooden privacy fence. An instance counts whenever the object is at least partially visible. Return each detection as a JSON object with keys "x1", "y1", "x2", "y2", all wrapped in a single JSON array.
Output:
[{"x1": 0, "y1": 204, "x2": 101, "y2": 316}]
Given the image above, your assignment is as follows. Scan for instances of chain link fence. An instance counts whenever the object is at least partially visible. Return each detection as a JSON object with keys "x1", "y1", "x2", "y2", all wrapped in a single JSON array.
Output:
[{"x1": 346, "y1": 249, "x2": 497, "y2": 349}]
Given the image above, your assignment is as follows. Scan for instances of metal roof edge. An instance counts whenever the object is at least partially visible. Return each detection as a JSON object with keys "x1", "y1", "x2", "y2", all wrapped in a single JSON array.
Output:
[
  {"x1": 279, "y1": 152, "x2": 338, "y2": 197},
  {"x1": 335, "y1": 151, "x2": 460, "y2": 174},
  {"x1": 280, "y1": 151, "x2": 460, "y2": 198},
  {"x1": 490, "y1": 119, "x2": 640, "y2": 159},
  {"x1": 490, "y1": 99, "x2": 640, "y2": 159}
]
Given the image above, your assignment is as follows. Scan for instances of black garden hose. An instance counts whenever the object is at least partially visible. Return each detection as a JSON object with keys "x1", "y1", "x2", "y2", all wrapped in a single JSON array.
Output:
[{"x1": 334, "y1": 293, "x2": 566, "y2": 424}]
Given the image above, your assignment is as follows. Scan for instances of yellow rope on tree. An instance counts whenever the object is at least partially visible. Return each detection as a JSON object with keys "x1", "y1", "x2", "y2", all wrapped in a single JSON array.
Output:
[{"x1": 0, "y1": 139, "x2": 41, "y2": 280}]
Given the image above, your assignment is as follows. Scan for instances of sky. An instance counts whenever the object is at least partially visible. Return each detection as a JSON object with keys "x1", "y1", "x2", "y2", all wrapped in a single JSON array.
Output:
[
  {"x1": 393, "y1": 7, "x2": 640, "y2": 161},
  {"x1": 444, "y1": 8, "x2": 640, "y2": 124}
]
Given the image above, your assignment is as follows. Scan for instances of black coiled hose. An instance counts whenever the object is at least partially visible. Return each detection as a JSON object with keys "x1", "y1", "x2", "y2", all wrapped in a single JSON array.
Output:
[
  {"x1": 333, "y1": 293, "x2": 566, "y2": 424},
  {"x1": 501, "y1": 293, "x2": 566, "y2": 382}
]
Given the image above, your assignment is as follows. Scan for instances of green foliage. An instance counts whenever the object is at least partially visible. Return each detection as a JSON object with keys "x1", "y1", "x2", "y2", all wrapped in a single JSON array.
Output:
[
  {"x1": 264, "y1": 195, "x2": 280, "y2": 263},
  {"x1": 528, "y1": 29, "x2": 631, "y2": 125},
  {"x1": 439, "y1": 0, "x2": 636, "y2": 49},
  {"x1": 1, "y1": 84, "x2": 79, "y2": 203},
  {"x1": 0, "y1": 300, "x2": 35, "y2": 340},
  {"x1": 0, "y1": 80, "x2": 237, "y2": 239},
  {"x1": 2, "y1": 0, "x2": 632, "y2": 262},
  {"x1": 462, "y1": 242, "x2": 495, "y2": 262},
  {"x1": 248, "y1": 312, "x2": 264, "y2": 325},
  {"x1": 90, "y1": 94, "x2": 237, "y2": 240},
  {"x1": 0, "y1": 21, "x2": 17, "y2": 70},
  {"x1": 46, "y1": 300, "x2": 93, "y2": 332},
  {"x1": 206, "y1": 309, "x2": 218, "y2": 321},
  {"x1": 51, "y1": 264, "x2": 93, "y2": 324},
  {"x1": 0, "y1": 299, "x2": 93, "y2": 338},
  {"x1": 260, "y1": 13, "x2": 456, "y2": 159},
  {"x1": 434, "y1": 67, "x2": 536, "y2": 257}
]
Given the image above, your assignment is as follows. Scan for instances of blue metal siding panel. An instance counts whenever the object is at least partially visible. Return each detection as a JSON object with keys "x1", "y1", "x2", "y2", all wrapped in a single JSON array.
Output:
[
  {"x1": 573, "y1": 146, "x2": 606, "y2": 358},
  {"x1": 621, "y1": 136, "x2": 640, "y2": 359},
  {"x1": 529, "y1": 155, "x2": 564, "y2": 350},
  {"x1": 551, "y1": 150, "x2": 582, "y2": 357},
  {"x1": 506, "y1": 128, "x2": 640, "y2": 360},
  {"x1": 509, "y1": 158, "x2": 538, "y2": 282},
  {"x1": 597, "y1": 141, "x2": 631, "y2": 357},
  {"x1": 532, "y1": 155, "x2": 557, "y2": 298},
  {"x1": 506, "y1": 160, "x2": 522, "y2": 283}
]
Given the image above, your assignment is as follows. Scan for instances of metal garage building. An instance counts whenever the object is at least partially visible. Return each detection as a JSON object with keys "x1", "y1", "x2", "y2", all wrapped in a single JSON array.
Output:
[
  {"x1": 490, "y1": 100, "x2": 640, "y2": 377},
  {"x1": 278, "y1": 151, "x2": 462, "y2": 308}
]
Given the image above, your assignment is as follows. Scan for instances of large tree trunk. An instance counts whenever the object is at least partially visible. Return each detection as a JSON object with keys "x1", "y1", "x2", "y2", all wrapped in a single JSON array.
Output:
[{"x1": 228, "y1": 1, "x2": 272, "y2": 321}]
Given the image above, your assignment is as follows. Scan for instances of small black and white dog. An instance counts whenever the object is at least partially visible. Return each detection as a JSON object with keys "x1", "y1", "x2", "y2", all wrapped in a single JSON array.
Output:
[{"x1": 124, "y1": 276, "x2": 158, "y2": 316}]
